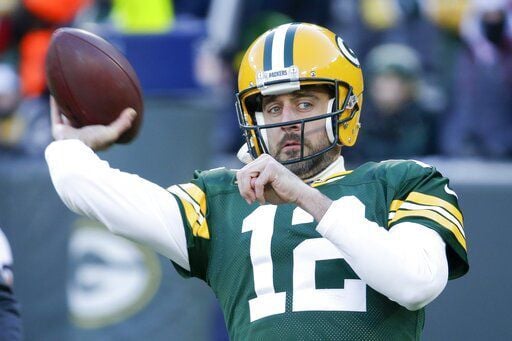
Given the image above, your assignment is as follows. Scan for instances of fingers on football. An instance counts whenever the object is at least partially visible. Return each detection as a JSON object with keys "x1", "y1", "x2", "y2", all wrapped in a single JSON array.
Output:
[
  {"x1": 50, "y1": 97, "x2": 72, "y2": 126},
  {"x1": 50, "y1": 97, "x2": 77, "y2": 140},
  {"x1": 50, "y1": 98, "x2": 69, "y2": 140},
  {"x1": 105, "y1": 108, "x2": 135, "y2": 141},
  {"x1": 50, "y1": 96, "x2": 62, "y2": 125}
]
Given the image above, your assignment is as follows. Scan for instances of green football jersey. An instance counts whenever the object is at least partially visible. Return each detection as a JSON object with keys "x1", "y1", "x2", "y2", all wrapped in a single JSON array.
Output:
[{"x1": 168, "y1": 160, "x2": 468, "y2": 340}]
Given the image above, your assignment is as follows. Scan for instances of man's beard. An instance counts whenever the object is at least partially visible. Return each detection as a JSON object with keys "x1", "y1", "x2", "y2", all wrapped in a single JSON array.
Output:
[{"x1": 273, "y1": 132, "x2": 340, "y2": 180}]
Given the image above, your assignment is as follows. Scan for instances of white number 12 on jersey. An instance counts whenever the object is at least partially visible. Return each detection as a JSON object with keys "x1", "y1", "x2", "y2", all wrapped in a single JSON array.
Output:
[{"x1": 242, "y1": 205, "x2": 366, "y2": 322}]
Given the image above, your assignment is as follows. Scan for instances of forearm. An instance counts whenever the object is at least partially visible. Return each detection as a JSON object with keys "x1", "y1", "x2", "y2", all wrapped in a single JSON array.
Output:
[
  {"x1": 316, "y1": 196, "x2": 448, "y2": 311},
  {"x1": 295, "y1": 185, "x2": 332, "y2": 222},
  {"x1": 45, "y1": 139, "x2": 190, "y2": 270}
]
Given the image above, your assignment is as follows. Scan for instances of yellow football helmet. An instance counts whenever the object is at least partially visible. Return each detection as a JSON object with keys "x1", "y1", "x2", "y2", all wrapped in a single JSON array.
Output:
[{"x1": 236, "y1": 22, "x2": 364, "y2": 164}]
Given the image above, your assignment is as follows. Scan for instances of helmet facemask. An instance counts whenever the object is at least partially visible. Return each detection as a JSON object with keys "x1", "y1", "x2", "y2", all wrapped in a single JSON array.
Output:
[
  {"x1": 236, "y1": 79, "x2": 359, "y2": 165},
  {"x1": 235, "y1": 23, "x2": 364, "y2": 165}
]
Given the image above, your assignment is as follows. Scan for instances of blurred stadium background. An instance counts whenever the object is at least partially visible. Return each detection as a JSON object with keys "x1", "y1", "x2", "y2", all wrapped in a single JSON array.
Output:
[{"x1": 0, "y1": 0, "x2": 511, "y2": 339}]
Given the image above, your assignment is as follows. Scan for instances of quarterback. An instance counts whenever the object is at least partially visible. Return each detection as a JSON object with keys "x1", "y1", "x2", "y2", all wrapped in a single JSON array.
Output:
[{"x1": 46, "y1": 23, "x2": 468, "y2": 340}]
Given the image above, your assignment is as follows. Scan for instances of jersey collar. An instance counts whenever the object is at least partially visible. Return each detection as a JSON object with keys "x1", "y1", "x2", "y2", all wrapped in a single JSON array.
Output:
[{"x1": 304, "y1": 156, "x2": 349, "y2": 185}]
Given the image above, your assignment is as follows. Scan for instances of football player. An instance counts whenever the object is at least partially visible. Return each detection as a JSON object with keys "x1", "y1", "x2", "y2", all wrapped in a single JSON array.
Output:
[
  {"x1": 46, "y1": 23, "x2": 468, "y2": 340},
  {"x1": 0, "y1": 228, "x2": 22, "y2": 340}
]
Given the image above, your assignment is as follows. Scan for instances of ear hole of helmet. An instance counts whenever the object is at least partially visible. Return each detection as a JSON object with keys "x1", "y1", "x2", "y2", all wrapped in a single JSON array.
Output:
[
  {"x1": 245, "y1": 93, "x2": 262, "y2": 114},
  {"x1": 337, "y1": 93, "x2": 363, "y2": 147}
]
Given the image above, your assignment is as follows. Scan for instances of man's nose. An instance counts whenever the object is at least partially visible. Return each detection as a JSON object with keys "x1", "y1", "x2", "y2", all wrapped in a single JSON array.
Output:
[{"x1": 281, "y1": 104, "x2": 300, "y2": 130}]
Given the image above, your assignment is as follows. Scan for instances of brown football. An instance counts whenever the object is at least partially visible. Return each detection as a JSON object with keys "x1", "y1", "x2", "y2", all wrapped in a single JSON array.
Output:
[{"x1": 45, "y1": 28, "x2": 143, "y2": 143}]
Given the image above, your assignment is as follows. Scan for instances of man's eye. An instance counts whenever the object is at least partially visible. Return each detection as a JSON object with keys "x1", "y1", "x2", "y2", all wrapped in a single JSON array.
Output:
[
  {"x1": 267, "y1": 106, "x2": 281, "y2": 115},
  {"x1": 298, "y1": 102, "x2": 312, "y2": 110}
]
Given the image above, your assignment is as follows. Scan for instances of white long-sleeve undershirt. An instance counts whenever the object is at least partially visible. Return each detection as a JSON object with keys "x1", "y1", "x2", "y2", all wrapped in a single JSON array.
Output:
[
  {"x1": 45, "y1": 139, "x2": 190, "y2": 270},
  {"x1": 317, "y1": 196, "x2": 448, "y2": 310},
  {"x1": 45, "y1": 139, "x2": 448, "y2": 310}
]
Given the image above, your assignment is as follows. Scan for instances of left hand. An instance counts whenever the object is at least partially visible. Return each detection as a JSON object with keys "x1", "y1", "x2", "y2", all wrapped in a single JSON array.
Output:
[{"x1": 236, "y1": 154, "x2": 310, "y2": 205}]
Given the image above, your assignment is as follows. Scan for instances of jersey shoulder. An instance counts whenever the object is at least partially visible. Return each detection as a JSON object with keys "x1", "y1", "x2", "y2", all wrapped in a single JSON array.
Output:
[
  {"x1": 191, "y1": 167, "x2": 238, "y2": 196},
  {"x1": 167, "y1": 167, "x2": 237, "y2": 248},
  {"x1": 167, "y1": 167, "x2": 238, "y2": 280},
  {"x1": 354, "y1": 160, "x2": 468, "y2": 279},
  {"x1": 348, "y1": 159, "x2": 436, "y2": 188}
]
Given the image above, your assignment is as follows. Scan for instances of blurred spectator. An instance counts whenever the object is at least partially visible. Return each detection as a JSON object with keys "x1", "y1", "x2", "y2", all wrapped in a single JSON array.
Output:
[
  {"x1": 440, "y1": 0, "x2": 512, "y2": 158},
  {"x1": 0, "y1": 0, "x2": 18, "y2": 18},
  {"x1": 0, "y1": 64, "x2": 23, "y2": 152},
  {"x1": 87, "y1": 0, "x2": 111, "y2": 22},
  {"x1": 110, "y1": 0, "x2": 174, "y2": 33},
  {"x1": 418, "y1": 0, "x2": 469, "y2": 112},
  {"x1": 79, "y1": 0, "x2": 189, "y2": 34},
  {"x1": 204, "y1": 0, "x2": 330, "y2": 65},
  {"x1": 11, "y1": 0, "x2": 90, "y2": 97},
  {"x1": 0, "y1": 0, "x2": 89, "y2": 158},
  {"x1": 330, "y1": 0, "x2": 438, "y2": 70},
  {"x1": 330, "y1": 1, "x2": 469, "y2": 113},
  {"x1": 0, "y1": 1, "x2": 17, "y2": 55},
  {"x1": 174, "y1": 0, "x2": 210, "y2": 19},
  {"x1": 345, "y1": 43, "x2": 438, "y2": 163},
  {"x1": 0, "y1": 63, "x2": 50, "y2": 158},
  {"x1": 0, "y1": 227, "x2": 22, "y2": 341},
  {"x1": 421, "y1": 0, "x2": 469, "y2": 33},
  {"x1": 0, "y1": 2, "x2": 21, "y2": 73}
]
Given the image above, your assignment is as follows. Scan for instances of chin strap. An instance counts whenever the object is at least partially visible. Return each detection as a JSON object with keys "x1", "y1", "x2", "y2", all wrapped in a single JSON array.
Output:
[{"x1": 237, "y1": 143, "x2": 253, "y2": 164}]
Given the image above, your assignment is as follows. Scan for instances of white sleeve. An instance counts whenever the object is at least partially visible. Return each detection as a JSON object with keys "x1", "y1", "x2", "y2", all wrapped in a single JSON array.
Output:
[
  {"x1": 45, "y1": 139, "x2": 190, "y2": 271},
  {"x1": 316, "y1": 196, "x2": 448, "y2": 311}
]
